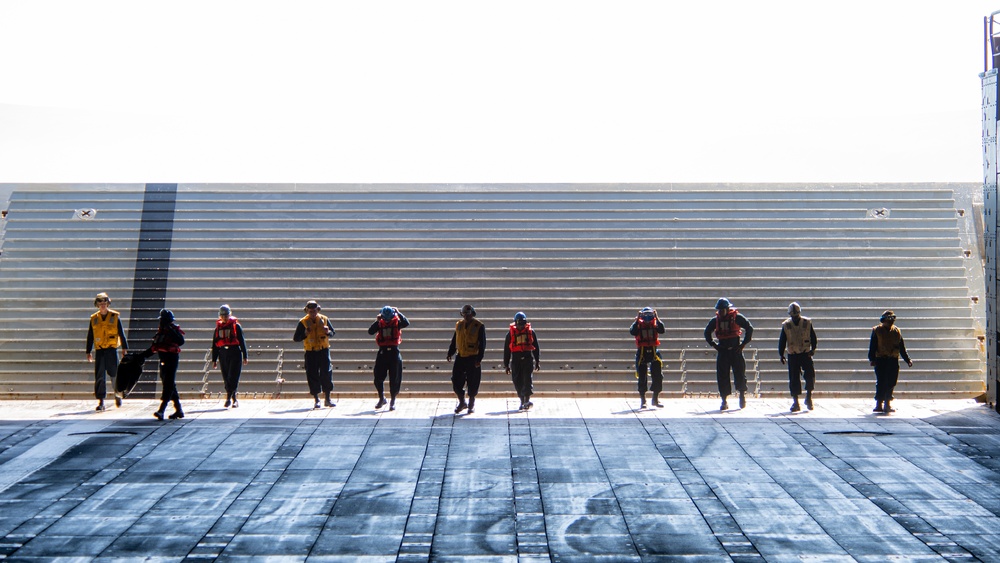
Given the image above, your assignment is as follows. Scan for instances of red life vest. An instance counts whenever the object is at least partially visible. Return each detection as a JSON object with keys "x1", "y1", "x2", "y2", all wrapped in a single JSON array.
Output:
[
  {"x1": 151, "y1": 324, "x2": 184, "y2": 354},
  {"x1": 509, "y1": 323, "x2": 536, "y2": 353},
  {"x1": 634, "y1": 319, "x2": 660, "y2": 347},
  {"x1": 715, "y1": 308, "x2": 742, "y2": 340},
  {"x1": 376, "y1": 316, "x2": 402, "y2": 347},
  {"x1": 214, "y1": 317, "x2": 241, "y2": 347}
]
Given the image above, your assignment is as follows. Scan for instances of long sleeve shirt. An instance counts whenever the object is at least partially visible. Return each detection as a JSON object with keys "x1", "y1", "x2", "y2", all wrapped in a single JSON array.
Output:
[
  {"x1": 868, "y1": 326, "x2": 911, "y2": 363},
  {"x1": 777, "y1": 318, "x2": 817, "y2": 356},
  {"x1": 367, "y1": 312, "x2": 410, "y2": 335},
  {"x1": 211, "y1": 323, "x2": 248, "y2": 363},
  {"x1": 503, "y1": 329, "x2": 539, "y2": 367},
  {"x1": 629, "y1": 318, "x2": 665, "y2": 340},
  {"x1": 447, "y1": 322, "x2": 487, "y2": 363},
  {"x1": 85, "y1": 315, "x2": 128, "y2": 353},
  {"x1": 704, "y1": 314, "x2": 753, "y2": 347},
  {"x1": 293, "y1": 317, "x2": 336, "y2": 343}
]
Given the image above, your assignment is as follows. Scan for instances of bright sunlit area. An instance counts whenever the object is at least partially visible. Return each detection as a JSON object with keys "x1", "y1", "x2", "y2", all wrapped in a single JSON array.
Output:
[{"x1": 0, "y1": 1, "x2": 993, "y2": 183}]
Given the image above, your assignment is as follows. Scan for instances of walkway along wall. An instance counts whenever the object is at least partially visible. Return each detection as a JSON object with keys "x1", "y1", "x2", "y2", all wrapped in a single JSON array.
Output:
[{"x1": 0, "y1": 183, "x2": 986, "y2": 400}]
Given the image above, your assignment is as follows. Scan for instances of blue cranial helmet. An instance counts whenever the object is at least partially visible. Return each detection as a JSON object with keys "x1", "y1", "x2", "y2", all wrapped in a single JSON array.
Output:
[
  {"x1": 640, "y1": 307, "x2": 655, "y2": 321},
  {"x1": 513, "y1": 312, "x2": 527, "y2": 323},
  {"x1": 715, "y1": 298, "x2": 732, "y2": 310},
  {"x1": 381, "y1": 306, "x2": 395, "y2": 320}
]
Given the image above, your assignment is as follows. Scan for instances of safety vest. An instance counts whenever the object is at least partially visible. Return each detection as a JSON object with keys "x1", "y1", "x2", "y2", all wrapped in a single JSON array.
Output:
[
  {"x1": 509, "y1": 323, "x2": 536, "y2": 353},
  {"x1": 715, "y1": 309, "x2": 742, "y2": 340},
  {"x1": 873, "y1": 324, "x2": 903, "y2": 358},
  {"x1": 214, "y1": 317, "x2": 241, "y2": 347},
  {"x1": 90, "y1": 310, "x2": 121, "y2": 350},
  {"x1": 151, "y1": 324, "x2": 183, "y2": 354},
  {"x1": 375, "y1": 316, "x2": 402, "y2": 347},
  {"x1": 634, "y1": 319, "x2": 660, "y2": 348},
  {"x1": 300, "y1": 314, "x2": 331, "y2": 351},
  {"x1": 454, "y1": 318, "x2": 483, "y2": 357},
  {"x1": 782, "y1": 316, "x2": 812, "y2": 354}
]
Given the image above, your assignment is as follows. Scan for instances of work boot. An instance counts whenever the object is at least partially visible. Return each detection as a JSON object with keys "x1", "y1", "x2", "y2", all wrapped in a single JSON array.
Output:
[
  {"x1": 153, "y1": 410, "x2": 164, "y2": 420},
  {"x1": 738, "y1": 392, "x2": 747, "y2": 409},
  {"x1": 313, "y1": 395, "x2": 321, "y2": 409},
  {"x1": 790, "y1": 398, "x2": 801, "y2": 412},
  {"x1": 115, "y1": 395, "x2": 122, "y2": 408},
  {"x1": 524, "y1": 400, "x2": 533, "y2": 410},
  {"x1": 389, "y1": 396, "x2": 396, "y2": 411},
  {"x1": 168, "y1": 409, "x2": 184, "y2": 420},
  {"x1": 96, "y1": 400, "x2": 106, "y2": 412},
  {"x1": 455, "y1": 399, "x2": 468, "y2": 414},
  {"x1": 467, "y1": 397, "x2": 475, "y2": 414},
  {"x1": 232, "y1": 397, "x2": 239, "y2": 408},
  {"x1": 882, "y1": 401, "x2": 894, "y2": 414},
  {"x1": 652, "y1": 393, "x2": 663, "y2": 408},
  {"x1": 804, "y1": 393, "x2": 813, "y2": 410},
  {"x1": 224, "y1": 396, "x2": 231, "y2": 408},
  {"x1": 324, "y1": 393, "x2": 335, "y2": 408},
  {"x1": 375, "y1": 397, "x2": 387, "y2": 409},
  {"x1": 873, "y1": 402, "x2": 883, "y2": 413},
  {"x1": 720, "y1": 398, "x2": 729, "y2": 411}
]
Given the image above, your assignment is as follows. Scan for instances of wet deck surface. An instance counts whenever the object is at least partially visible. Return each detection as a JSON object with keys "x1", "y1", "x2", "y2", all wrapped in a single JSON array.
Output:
[{"x1": 1, "y1": 397, "x2": 999, "y2": 562}]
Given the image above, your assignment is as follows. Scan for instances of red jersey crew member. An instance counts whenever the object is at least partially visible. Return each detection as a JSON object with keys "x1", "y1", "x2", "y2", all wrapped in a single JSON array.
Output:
[
  {"x1": 293, "y1": 300, "x2": 336, "y2": 409},
  {"x1": 630, "y1": 307, "x2": 665, "y2": 409},
  {"x1": 368, "y1": 306, "x2": 410, "y2": 411},
  {"x1": 504, "y1": 312, "x2": 540, "y2": 411},
  {"x1": 86, "y1": 292, "x2": 128, "y2": 411},
  {"x1": 149, "y1": 309, "x2": 185, "y2": 420},
  {"x1": 868, "y1": 310, "x2": 912, "y2": 414},
  {"x1": 212, "y1": 304, "x2": 248, "y2": 409},
  {"x1": 448, "y1": 305, "x2": 486, "y2": 414},
  {"x1": 704, "y1": 298, "x2": 754, "y2": 411},
  {"x1": 779, "y1": 302, "x2": 817, "y2": 412}
]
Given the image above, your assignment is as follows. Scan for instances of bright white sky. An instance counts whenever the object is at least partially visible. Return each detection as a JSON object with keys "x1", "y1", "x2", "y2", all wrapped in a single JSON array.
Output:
[{"x1": 0, "y1": 1, "x2": 995, "y2": 183}]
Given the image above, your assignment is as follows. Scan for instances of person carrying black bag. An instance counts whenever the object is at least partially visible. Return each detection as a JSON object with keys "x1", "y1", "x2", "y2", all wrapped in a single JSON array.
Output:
[{"x1": 148, "y1": 309, "x2": 185, "y2": 420}]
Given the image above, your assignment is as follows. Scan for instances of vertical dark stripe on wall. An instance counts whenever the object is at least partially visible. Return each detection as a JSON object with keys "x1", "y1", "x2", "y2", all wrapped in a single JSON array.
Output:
[{"x1": 127, "y1": 183, "x2": 178, "y2": 398}]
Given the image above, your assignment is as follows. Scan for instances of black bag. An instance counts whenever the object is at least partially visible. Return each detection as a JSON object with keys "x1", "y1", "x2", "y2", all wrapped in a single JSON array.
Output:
[{"x1": 116, "y1": 351, "x2": 146, "y2": 396}]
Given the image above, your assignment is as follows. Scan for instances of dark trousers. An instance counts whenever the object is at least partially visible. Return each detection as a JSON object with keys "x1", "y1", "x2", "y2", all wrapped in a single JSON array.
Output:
[
  {"x1": 635, "y1": 347, "x2": 663, "y2": 395},
  {"x1": 452, "y1": 356, "x2": 482, "y2": 399},
  {"x1": 374, "y1": 347, "x2": 403, "y2": 398},
  {"x1": 93, "y1": 348, "x2": 119, "y2": 400},
  {"x1": 716, "y1": 346, "x2": 747, "y2": 398},
  {"x1": 218, "y1": 347, "x2": 243, "y2": 397},
  {"x1": 873, "y1": 357, "x2": 899, "y2": 403},
  {"x1": 787, "y1": 352, "x2": 815, "y2": 396},
  {"x1": 304, "y1": 349, "x2": 334, "y2": 396},
  {"x1": 157, "y1": 352, "x2": 181, "y2": 411},
  {"x1": 510, "y1": 353, "x2": 534, "y2": 399}
]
